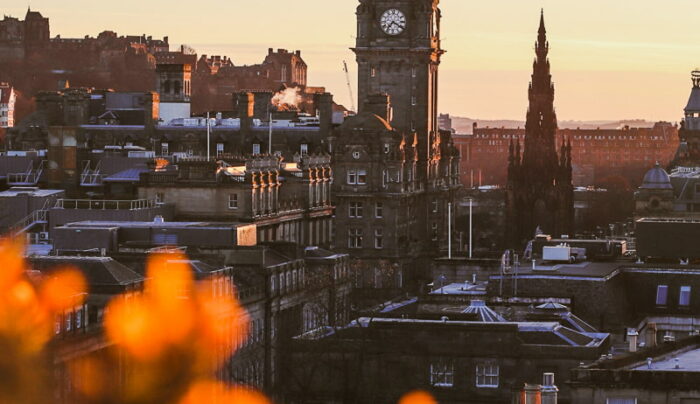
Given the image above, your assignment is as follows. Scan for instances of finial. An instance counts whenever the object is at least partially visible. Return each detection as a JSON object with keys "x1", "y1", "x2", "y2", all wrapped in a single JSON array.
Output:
[
  {"x1": 692, "y1": 69, "x2": 700, "y2": 88},
  {"x1": 539, "y1": 9, "x2": 546, "y2": 34}
]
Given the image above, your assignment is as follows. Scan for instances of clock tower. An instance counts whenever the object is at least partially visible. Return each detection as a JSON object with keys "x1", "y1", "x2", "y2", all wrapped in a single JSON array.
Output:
[{"x1": 353, "y1": 0, "x2": 443, "y2": 165}]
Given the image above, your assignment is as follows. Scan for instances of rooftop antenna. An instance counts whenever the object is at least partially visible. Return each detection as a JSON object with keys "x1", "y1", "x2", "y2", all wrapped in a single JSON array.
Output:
[{"x1": 343, "y1": 61, "x2": 356, "y2": 112}]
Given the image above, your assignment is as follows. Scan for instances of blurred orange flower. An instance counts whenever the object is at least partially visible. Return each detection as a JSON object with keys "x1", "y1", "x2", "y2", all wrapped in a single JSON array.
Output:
[{"x1": 399, "y1": 390, "x2": 438, "y2": 404}]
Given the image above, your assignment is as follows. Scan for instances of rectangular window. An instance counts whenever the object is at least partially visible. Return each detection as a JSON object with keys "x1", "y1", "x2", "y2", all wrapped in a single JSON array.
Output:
[
  {"x1": 375, "y1": 229, "x2": 383, "y2": 249},
  {"x1": 430, "y1": 359, "x2": 454, "y2": 387},
  {"x1": 252, "y1": 143, "x2": 261, "y2": 155},
  {"x1": 347, "y1": 170, "x2": 357, "y2": 185},
  {"x1": 656, "y1": 285, "x2": 669, "y2": 306},
  {"x1": 357, "y1": 169, "x2": 367, "y2": 185},
  {"x1": 680, "y1": 286, "x2": 691, "y2": 306},
  {"x1": 65, "y1": 311, "x2": 72, "y2": 332},
  {"x1": 412, "y1": 66, "x2": 417, "y2": 78},
  {"x1": 411, "y1": 96, "x2": 417, "y2": 106},
  {"x1": 216, "y1": 143, "x2": 225, "y2": 156},
  {"x1": 349, "y1": 202, "x2": 363, "y2": 218},
  {"x1": 432, "y1": 199, "x2": 439, "y2": 213},
  {"x1": 348, "y1": 229, "x2": 363, "y2": 249},
  {"x1": 375, "y1": 202, "x2": 384, "y2": 218},
  {"x1": 75, "y1": 307, "x2": 82, "y2": 329},
  {"x1": 300, "y1": 143, "x2": 308, "y2": 155},
  {"x1": 156, "y1": 192, "x2": 165, "y2": 204},
  {"x1": 432, "y1": 222, "x2": 438, "y2": 241},
  {"x1": 161, "y1": 142, "x2": 169, "y2": 156},
  {"x1": 606, "y1": 398, "x2": 637, "y2": 404},
  {"x1": 371, "y1": 66, "x2": 376, "y2": 78},
  {"x1": 228, "y1": 194, "x2": 239, "y2": 210},
  {"x1": 476, "y1": 361, "x2": 499, "y2": 388}
]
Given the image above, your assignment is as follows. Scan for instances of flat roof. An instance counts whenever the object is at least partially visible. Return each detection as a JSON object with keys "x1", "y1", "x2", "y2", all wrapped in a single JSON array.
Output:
[
  {"x1": 491, "y1": 260, "x2": 623, "y2": 280},
  {"x1": 632, "y1": 348, "x2": 700, "y2": 372},
  {"x1": 0, "y1": 188, "x2": 63, "y2": 197},
  {"x1": 61, "y1": 220, "x2": 251, "y2": 229}
]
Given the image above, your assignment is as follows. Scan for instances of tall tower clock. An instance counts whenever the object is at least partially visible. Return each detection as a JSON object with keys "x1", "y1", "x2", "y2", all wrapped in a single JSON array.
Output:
[{"x1": 353, "y1": 0, "x2": 443, "y2": 164}]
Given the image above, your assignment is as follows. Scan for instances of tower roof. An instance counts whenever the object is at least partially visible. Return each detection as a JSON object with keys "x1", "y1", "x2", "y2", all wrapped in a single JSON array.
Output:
[
  {"x1": 640, "y1": 163, "x2": 673, "y2": 190},
  {"x1": 685, "y1": 70, "x2": 700, "y2": 112}
]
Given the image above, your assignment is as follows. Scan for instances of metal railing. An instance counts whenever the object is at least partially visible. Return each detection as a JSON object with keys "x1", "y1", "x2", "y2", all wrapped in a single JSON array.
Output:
[
  {"x1": 11, "y1": 199, "x2": 51, "y2": 236},
  {"x1": 54, "y1": 199, "x2": 157, "y2": 210},
  {"x1": 80, "y1": 160, "x2": 103, "y2": 186},
  {"x1": 8, "y1": 160, "x2": 45, "y2": 186}
]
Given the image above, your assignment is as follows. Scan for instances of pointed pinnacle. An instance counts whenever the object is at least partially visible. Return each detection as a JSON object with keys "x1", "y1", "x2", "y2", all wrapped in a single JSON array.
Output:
[{"x1": 539, "y1": 9, "x2": 546, "y2": 34}]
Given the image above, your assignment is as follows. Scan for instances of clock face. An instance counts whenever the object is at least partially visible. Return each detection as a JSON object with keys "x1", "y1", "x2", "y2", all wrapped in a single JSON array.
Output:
[{"x1": 380, "y1": 9, "x2": 406, "y2": 35}]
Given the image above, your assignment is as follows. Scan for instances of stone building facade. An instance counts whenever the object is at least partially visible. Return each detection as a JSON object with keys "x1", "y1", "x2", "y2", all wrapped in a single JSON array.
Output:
[
  {"x1": 456, "y1": 123, "x2": 678, "y2": 188},
  {"x1": 506, "y1": 13, "x2": 574, "y2": 248},
  {"x1": 138, "y1": 155, "x2": 334, "y2": 248},
  {"x1": 331, "y1": 0, "x2": 460, "y2": 299}
]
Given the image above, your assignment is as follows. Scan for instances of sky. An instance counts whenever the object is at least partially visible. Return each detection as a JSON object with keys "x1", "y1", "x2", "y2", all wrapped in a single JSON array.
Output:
[{"x1": 6, "y1": 1, "x2": 700, "y2": 122}]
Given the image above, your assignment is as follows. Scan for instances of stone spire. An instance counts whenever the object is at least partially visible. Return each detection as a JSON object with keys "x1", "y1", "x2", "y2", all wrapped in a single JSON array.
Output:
[
  {"x1": 522, "y1": 9, "x2": 558, "y2": 177},
  {"x1": 505, "y1": 11, "x2": 574, "y2": 248}
]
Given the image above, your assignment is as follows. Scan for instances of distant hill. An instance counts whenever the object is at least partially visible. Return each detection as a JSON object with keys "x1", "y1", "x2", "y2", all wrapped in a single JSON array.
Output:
[{"x1": 451, "y1": 116, "x2": 659, "y2": 134}]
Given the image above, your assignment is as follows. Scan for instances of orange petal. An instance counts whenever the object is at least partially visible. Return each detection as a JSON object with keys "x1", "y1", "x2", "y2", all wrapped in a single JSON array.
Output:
[
  {"x1": 399, "y1": 390, "x2": 438, "y2": 404},
  {"x1": 39, "y1": 267, "x2": 86, "y2": 312}
]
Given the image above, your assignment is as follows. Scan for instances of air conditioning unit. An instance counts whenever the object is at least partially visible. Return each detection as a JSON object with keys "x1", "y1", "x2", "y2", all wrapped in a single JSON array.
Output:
[{"x1": 38, "y1": 232, "x2": 50, "y2": 241}]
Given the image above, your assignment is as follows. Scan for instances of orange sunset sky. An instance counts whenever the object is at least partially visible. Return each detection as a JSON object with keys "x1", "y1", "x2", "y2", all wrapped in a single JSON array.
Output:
[{"x1": 5, "y1": 1, "x2": 700, "y2": 123}]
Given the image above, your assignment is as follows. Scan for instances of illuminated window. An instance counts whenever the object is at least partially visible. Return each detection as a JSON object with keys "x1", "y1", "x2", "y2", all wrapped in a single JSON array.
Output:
[
  {"x1": 357, "y1": 169, "x2": 367, "y2": 185},
  {"x1": 371, "y1": 66, "x2": 376, "y2": 78}
]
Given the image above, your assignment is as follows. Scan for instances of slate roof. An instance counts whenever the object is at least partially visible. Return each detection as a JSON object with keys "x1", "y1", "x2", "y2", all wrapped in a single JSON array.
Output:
[{"x1": 28, "y1": 256, "x2": 144, "y2": 288}]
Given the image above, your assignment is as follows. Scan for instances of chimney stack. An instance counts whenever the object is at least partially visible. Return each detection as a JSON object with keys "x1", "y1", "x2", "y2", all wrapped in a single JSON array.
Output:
[
  {"x1": 315, "y1": 92, "x2": 333, "y2": 137},
  {"x1": 647, "y1": 323, "x2": 657, "y2": 348},
  {"x1": 237, "y1": 92, "x2": 254, "y2": 139},
  {"x1": 522, "y1": 384, "x2": 541, "y2": 404},
  {"x1": 364, "y1": 93, "x2": 392, "y2": 123},
  {"x1": 541, "y1": 373, "x2": 558, "y2": 404},
  {"x1": 628, "y1": 329, "x2": 639, "y2": 352}
]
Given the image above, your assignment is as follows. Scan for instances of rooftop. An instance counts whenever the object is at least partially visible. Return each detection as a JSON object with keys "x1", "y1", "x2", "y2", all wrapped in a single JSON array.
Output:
[{"x1": 632, "y1": 347, "x2": 700, "y2": 371}]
